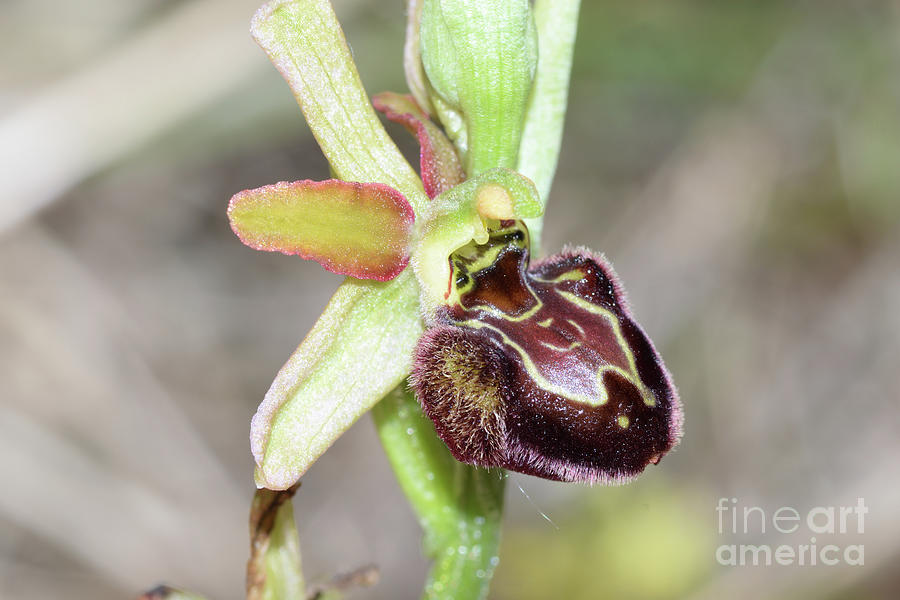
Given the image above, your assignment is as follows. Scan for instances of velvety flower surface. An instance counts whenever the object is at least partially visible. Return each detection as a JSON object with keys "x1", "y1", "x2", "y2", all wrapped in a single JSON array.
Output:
[{"x1": 413, "y1": 224, "x2": 682, "y2": 484}]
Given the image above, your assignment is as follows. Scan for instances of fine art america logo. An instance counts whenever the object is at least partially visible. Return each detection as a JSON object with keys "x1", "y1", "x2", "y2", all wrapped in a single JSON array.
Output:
[{"x1": 715, "y1": 498, "x2": 867, "y2": 567}]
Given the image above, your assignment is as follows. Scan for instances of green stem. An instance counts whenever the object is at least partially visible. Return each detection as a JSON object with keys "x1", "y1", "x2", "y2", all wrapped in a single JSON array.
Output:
[{"x1": 373, "y1": 385, "x2": 505, "y2": 600}]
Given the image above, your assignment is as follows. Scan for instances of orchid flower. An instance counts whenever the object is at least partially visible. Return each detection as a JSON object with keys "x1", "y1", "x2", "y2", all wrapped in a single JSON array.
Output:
[{"x1": 227, "y1": 1, "x2": 682, "y2": 598}]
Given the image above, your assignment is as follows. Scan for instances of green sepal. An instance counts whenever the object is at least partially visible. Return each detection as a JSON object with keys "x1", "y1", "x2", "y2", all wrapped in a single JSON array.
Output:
[
  {"x1": 251, "y1": 271, "x2": 423, "y2": 490},
  {"x1": 252, "y1": 0, "x2": 428, "y2": 216},
  {"x1": 518, "y1": 0, "x2": 581, "y2": 253},
  {"x1": 412, "y1": 168, "x2": 543, "y2": 313},
  {"x1": 420, "y1": 0, "x2": 538, "y2": 176},
  {"x1": 373, "y1": 386, "x2": 504, "y2": 600}
]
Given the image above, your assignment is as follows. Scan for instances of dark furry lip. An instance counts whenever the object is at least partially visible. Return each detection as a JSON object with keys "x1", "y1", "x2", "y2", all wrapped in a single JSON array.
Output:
[{"x1": 412, "y1": 223, "x2": 682, "y2": 484}]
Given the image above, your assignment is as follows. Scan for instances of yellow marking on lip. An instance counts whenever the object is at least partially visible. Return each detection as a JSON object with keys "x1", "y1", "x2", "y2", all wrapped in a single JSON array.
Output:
[
  {"x1": 531, "y1": 269, "x2": 584, "y2": 284},
  {"x1": 448, "y1": 234, "x2": 656, "y2": 409},
  {"x1": 448, "y1": 231, "x2": 526, "y2": 308},
  {"x1": 617, "y1": 415, "x2": 630, "y2": 429},
  {"x1": 465, "y1": 297, "x2": 543, "y2": 322},
  {"x1": 539, "y1": 340, "x2": 582, "y2": 352},
  {"x1": 567, "y1": 318, "x2": 585, "y2": 337},
  {"x1": 556, "y1": 290, "x2": 656, "y2": 407},
  {"x1": 461, "y1": 320, "x2": 608, "y2": 406},
  {"x1": 457, "y1": 259, "x2": 544, "y2": 321},
  {"x1": 462, "y1": 320, "x2": 647, "y2": 408}
]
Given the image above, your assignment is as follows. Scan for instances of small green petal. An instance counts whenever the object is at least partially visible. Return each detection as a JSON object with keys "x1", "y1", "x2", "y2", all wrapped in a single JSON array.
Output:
[
  {"x1": 252, "y1": 0, "x2": 428, "y2": 216},
  {"x1": 251, "y1": 271, "x2": 423, "y2": 490},
  {"x1": 228, "y1": 179, "x2": 414, "y2": 281},
  {"x1": 372, "y1": 92, "x2": 465, "y2": 199},
  {"x1": 413, "y1": 168, "x2": 542, "y2": 311},
  {"x1": 247, "y1": 485, "x2": 305, "y2": 600},
  {"x1": 420, "y1": 0, "x2": 538, "y2": 176}
]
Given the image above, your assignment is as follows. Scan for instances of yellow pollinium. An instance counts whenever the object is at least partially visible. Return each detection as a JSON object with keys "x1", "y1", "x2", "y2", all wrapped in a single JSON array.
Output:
[{"x1": 476, "y1": 183, "x2": 515, "y2": 220}]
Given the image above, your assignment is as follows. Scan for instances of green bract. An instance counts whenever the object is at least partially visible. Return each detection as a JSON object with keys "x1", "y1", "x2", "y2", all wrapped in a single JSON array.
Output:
[{"x1": 247, "y1": 486, "x2": 305, "y2": 600}]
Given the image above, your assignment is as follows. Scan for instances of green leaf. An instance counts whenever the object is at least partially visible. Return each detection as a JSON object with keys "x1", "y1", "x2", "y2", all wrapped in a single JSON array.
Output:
[
  {"x1": 247, "y1": 485, "x2": 305, "y2": 600},
  {"x1": 251, "y1": 271, "x2": 423, "y2": 490},
  {"x1": 420, "y1": 0, "x2": 538, "y2": 176},
  {"x1": 228, "y1": 179, "x2": 415, "y2": 281},
  {"x1": 412, "y1": 168, "x2": 543, "y2": 311},
  {"x1": 252, "y1": 0, "x2": 429, "y2": 216},
  {"x1": 373, "y1": 386, "x2": 504, "y2": 600},
  {"x1": 372, "y1": 92, "x2": 465, "y2": 199},
  {"x1": 518, "y1": 0, "x2": 581, "y2": 253}
]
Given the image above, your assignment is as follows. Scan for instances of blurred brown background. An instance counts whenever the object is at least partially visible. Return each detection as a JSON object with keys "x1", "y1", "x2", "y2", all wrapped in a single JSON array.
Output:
[{"x1": 2, "y1": 0, "x2": 899, "y2": 598}]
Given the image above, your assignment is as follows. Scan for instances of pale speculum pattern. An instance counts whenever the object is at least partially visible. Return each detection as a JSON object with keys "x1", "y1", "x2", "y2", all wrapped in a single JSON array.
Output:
[{"x1": 414, "y1": 223, "x2": 682, "y2": 483}]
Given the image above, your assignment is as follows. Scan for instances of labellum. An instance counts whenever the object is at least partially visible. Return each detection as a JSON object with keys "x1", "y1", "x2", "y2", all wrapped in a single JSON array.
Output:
[{"x1": 412, "y1": 222, "x2": 682, "y2": 484}]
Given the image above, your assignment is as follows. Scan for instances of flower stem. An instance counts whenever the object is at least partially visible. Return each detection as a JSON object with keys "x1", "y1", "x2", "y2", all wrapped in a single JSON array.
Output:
[{"x1": 373, "y1": 386, "x2": 505, "y2": 600}]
